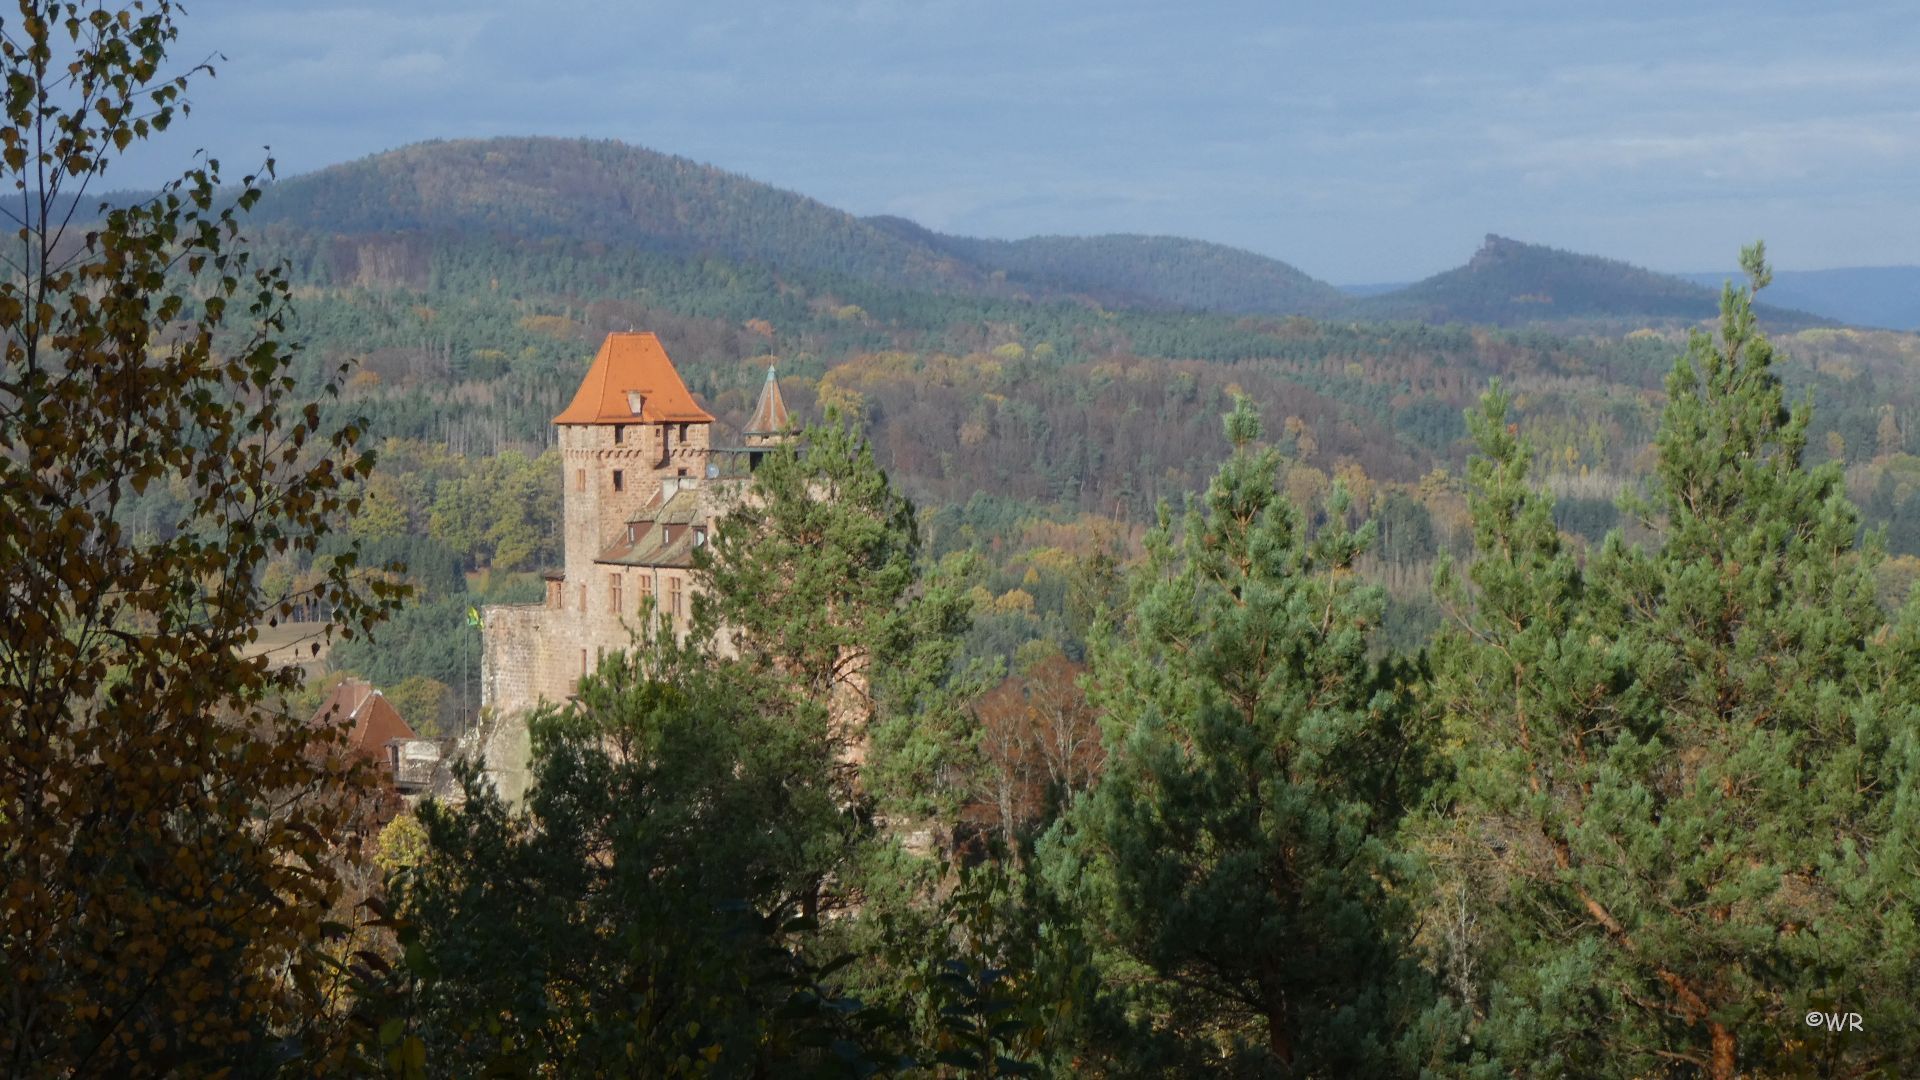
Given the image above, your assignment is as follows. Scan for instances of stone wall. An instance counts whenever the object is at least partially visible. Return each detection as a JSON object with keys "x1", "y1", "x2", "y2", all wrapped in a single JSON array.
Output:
[
  {"x1": 479, "y1": 601, "x2": 580, "y2": 803},
  {"x1": 481, "y1": 430, "x2": 746, "y2": 804}
]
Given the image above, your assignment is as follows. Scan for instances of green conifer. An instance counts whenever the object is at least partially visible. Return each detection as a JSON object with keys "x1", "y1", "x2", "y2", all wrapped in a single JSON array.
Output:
[
  {"x1": 694, "y1": 411, "x2": 977, "y2": 817},
  {"x1": 1053, "y1": 397, "x2": 1437, "y2": 1074},
  {"x1": 1437, "y1": 245, "x2": 1920, "y2": 1078}
]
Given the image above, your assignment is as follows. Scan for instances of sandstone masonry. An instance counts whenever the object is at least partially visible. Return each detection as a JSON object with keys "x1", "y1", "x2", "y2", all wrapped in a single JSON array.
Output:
[{"x1": 478, "y1": 333, "x2": 789, "y2": 801}]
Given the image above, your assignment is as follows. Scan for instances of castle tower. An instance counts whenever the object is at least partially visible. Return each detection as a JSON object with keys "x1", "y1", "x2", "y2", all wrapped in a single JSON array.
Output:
[
  {"x1": 481, "y1": 333, "x2": 801, "y2": 804},
  {"x1": 743, "y1": 364, "x2": 791, "y2": 448},
  {"x1": 550, "y1": 333, "x2": 713, "y2": 606}
]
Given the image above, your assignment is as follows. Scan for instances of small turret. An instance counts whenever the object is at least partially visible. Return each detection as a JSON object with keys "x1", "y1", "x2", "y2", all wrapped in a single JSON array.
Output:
[{"x1": 744, "y1": 364, "x2": 791, "y2": 447}]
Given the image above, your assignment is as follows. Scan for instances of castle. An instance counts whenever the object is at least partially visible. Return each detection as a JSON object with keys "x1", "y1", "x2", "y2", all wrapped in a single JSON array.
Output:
[{"x1": 478, "y1": 332, "x2": 789, "y2": 800}]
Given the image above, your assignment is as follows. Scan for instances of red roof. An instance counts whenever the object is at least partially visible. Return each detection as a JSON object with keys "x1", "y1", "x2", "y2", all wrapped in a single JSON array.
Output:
[
  {"x1": 553, "y1": 332, "x2": 714, "y2": 425},
  {"x1": 309, "y1": 678, "x2": 417, "y2": 762}
]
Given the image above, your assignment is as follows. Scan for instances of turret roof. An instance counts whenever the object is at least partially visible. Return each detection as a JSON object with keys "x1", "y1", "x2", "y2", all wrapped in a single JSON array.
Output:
[
  {"x1": 744, "y1": 364, "x2": 790, "y2": 436},
  {"x1": 553, "y1": 332, "x2": 714, "y2": 425}
]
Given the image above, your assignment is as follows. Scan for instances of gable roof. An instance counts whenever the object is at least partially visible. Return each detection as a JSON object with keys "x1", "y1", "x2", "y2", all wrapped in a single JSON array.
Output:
[
  {"x1": 309, "y1": 678, "x2": 418, "y2": 762},
  {"x1": 595, "y1": 487, "x2": 706, "y2": 568},
  {"x1": 553, "y1": 332, "x2": 715, "y2": 425},
  {"x1": 744, "y1": 364, "x2": 790, "y2": 436}
]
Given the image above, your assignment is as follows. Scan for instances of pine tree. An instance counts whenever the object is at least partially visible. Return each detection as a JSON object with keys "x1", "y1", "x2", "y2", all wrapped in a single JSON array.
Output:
[
  {"x1": 1436, "y1": 245, "x2": 1920, "y2": 1077},
  {"x1": 1052, "y1": 397, "x2": 1438, "y2": 1075},
  {"x1": 374, "y1": 624, "x2": 896, "y2": 1075},
  {"x1": 693, "y1": 412, "x2": 977, "y2": 818}
]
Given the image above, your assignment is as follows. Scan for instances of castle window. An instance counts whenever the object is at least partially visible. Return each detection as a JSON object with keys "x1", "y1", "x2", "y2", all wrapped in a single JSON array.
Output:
[
  {"x1": 613, "y1": 424, "x2": 625, "y2": 445},
  {"x1": 678, "y1": 422, "x2": 690, "y2": 441},
  {"x1": 609, "y1": 573, "x2": 622, "y2": 613},
  {"x1": 612, "y1": 469, "x2": 624, "y2": 492},
  {"x1": 575, "y1": 468, "x2": 585, "y2": 492},
  {"x1": 578, "y1": 584, "x2": 586, "y2": 612},
  {"x1": 669, "y1": 576, "x2": 683, "y2": 620},
  {"x1": 580, "y1": 648, "x2": 588, "y2": 676}
]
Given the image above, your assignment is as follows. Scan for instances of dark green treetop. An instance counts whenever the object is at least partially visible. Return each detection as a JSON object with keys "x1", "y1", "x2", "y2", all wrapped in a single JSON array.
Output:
[
  {"x1": 1048, "y1": 396, "x2": 1442, "y2": 1075},
  {"x1": 694, "y1": 412, "x2": 979, "y2": 818},
  {"x1": 1435, "y1": 244, "x2": 1920, "y2": 1078}
]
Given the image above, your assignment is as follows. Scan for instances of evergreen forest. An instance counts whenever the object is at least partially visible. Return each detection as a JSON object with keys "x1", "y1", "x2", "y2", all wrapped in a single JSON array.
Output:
[{"x1": 7, "y1": 5, "x2": 1920, "y2": 1077}]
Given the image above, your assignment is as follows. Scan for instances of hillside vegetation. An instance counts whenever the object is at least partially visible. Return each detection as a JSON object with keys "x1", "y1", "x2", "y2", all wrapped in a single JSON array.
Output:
[
  {"x1": 251, "y1": 137, "x2": 1838, "y2": 331},
  {"x1": 915, "y1": 229, "x2": 1351, "y2": 315},
  {"x1": 211, "y1": 137, "x2": 1920, "y2": 715}
]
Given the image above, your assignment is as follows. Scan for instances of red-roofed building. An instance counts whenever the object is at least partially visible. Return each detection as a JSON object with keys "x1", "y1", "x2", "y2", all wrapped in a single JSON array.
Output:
[
  {"x1": 478, "y1": 334, "x2": 793, "y2": 802},
  {"x1": 309, "y1": 678, "x2": 417, "y2": 774}
]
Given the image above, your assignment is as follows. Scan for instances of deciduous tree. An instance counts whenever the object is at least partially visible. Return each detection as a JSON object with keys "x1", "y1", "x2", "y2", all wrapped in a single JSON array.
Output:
[{"x1": 0, "y1": 2, "x2": 401, "y2": 1072}]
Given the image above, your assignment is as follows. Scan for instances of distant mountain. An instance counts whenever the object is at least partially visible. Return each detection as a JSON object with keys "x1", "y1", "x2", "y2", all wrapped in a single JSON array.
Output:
[
  {"x1": 248, "y1": 139, "x2": 1849, "y2": 331},
  {"x1": 885, "y1": 225, "x2": 1349, "y2": 316},
  {"x1": 1352, "y1": 235, "x2": 1829, "y2": 329},
  {"x1": 253, "y1": 137, "x2": 987, "y2": 293},
  {"x1": 253, "y1": 137, "x2": 1349, "y2": 317},
  {"x1": 1336, "y1": 282, "x2": 1412, "y2": 298},
  {"x1": 1679, "y1": 267, "x2": 1920, "y2": 332}
]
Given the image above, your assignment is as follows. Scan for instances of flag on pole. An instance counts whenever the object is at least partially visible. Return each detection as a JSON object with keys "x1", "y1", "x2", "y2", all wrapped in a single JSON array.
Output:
[{"x1": 466, "y1": 605, "x2": 482, "y2": 629}]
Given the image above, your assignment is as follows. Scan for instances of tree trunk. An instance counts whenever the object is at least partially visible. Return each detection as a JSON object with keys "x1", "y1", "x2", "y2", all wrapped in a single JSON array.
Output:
[{"x1": 1263, "y1": 987, "x2": 1294, "y2": 1066}]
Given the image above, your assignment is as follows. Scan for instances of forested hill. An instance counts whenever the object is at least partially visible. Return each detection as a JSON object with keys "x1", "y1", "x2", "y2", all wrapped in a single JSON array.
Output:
[
  {"x1": 1353, "y1": 234, "x2": 1830, "y2": 329},
  {"x1": 250, "y1": 137, "x2": 991, "y2": 295},
  {"x1": 254, "y1": 137, "x2": 1349, "y2": 316},
  {"x1": 250, "y1": 138, "x2": 1845, "y2": 331},
  {"x1": 877, "y1": 222, "x2": 1350, "y2": 315}
]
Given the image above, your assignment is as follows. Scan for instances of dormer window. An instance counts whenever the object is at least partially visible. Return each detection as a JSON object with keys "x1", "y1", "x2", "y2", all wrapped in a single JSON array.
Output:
[
  {"x1": 624, "y1": 389, "x2": 646, "y2": 416},
  {"x1": 693, "y1": 526, "x2": 707, "y2": 547}
]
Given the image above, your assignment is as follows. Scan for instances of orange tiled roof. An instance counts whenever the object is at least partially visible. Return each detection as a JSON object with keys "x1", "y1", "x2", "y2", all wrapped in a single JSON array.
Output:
[
  {"x1": 309, "y1": 678, "x2": 418, "y2": 763},
  {"x1": 553, "y1": 332, "x2": 715, "y2": 425}
]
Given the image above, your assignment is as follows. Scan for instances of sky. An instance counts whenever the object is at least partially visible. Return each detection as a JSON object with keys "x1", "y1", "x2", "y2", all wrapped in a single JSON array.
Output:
[{"x1": 114, "y1": 0, "x2": 1920, "y2": 283}]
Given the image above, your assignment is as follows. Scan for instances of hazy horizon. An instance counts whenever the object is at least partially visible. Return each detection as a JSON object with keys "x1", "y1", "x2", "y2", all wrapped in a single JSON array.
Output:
[{"x1": 113, "y1": 0, "x2": 1918, "y2": 283}]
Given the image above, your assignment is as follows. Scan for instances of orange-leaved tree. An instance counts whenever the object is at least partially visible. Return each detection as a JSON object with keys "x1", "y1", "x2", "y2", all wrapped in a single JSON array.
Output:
[{"x1": 0, "y1": 2, "x2": 404, "y2": 1073}]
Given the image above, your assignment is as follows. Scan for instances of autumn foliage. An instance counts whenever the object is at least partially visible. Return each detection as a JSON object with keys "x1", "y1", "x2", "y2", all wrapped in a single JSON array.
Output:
[{"x1": 0, "y1": 3, "x2": 402, "y2": 1073}]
